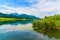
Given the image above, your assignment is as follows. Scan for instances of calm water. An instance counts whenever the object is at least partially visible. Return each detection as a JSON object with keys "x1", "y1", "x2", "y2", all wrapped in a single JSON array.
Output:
[{"x1": 0, "y1": 20, "x2": 60, "y2": 40}]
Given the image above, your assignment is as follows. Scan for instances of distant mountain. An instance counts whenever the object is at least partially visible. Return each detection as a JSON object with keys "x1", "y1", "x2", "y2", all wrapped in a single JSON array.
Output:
[
  {"x1": 10, "y1": 13, "x2": 20, "y2": 16},
  {"x1": 0, "y1": 12, "x2": 40, "y2": 19}
]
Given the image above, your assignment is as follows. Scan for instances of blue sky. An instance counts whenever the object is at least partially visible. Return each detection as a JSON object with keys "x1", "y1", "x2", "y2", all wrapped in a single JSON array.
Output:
[
  {"x1": 0, "y1": 0, "x2": 60, "y2": 18},
  {"x1": 0, "y1": 0, "x2": 37, "y2": 7}
]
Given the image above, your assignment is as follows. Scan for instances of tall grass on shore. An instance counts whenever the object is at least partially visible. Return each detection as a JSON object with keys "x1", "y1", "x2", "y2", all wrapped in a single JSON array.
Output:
[{"x1": 33, "y1": 14, "x2": 60, "y2": 30}]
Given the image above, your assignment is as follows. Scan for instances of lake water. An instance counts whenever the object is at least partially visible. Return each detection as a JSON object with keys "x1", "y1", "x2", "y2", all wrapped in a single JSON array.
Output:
[{"x1": 0, "y1": 20, "x2": 60, "y2": 40}]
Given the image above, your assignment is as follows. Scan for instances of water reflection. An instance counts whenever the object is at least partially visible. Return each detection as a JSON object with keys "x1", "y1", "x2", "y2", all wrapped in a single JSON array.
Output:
[
  {"x1": 0, "y1": 20, "x2": 60, "y2": 40},
  {"x1": 0, "y1": 30, "x2": 50, "y2": 40},
  {"x1": 0, "y1": 22, "x2": 49, "y2": 40},
  {"x1": 33, "y1": 26, "x2": 60, "y2": 40},
  {"x1": 0, "y1": 20, "x2": 33, "y2": 26},
  {"x1": 0, "y1": 23, "x2": 33, "y2": 33}
]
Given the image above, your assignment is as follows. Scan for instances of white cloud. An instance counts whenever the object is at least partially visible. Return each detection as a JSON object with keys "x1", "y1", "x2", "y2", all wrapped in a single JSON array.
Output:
[
  {"x1": 0, "y1": 5, "x2": 40, "y2": 17},
  {"x1": 0, "y1": 0, "x2": 60, "y2": 18}
]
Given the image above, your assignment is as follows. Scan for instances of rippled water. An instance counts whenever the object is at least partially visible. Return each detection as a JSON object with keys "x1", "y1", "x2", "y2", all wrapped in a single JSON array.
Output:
[{"x1": 0, "y1": 20, "x2": 60, "y2": 40}]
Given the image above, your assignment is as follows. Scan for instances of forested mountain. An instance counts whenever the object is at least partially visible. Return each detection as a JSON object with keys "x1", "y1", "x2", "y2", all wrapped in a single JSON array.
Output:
[{"x1": 0, "y1": 12, "x2": 40, "y2": 19}]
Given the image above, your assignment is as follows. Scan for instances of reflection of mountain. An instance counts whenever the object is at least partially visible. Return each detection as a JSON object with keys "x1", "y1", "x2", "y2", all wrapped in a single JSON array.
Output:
[
  {"x1": 0, "y1": 12, "x2": 40, "y2": 19},
  {"x1": 0, "y1": 20, "x2": 33, "y2": 26}
]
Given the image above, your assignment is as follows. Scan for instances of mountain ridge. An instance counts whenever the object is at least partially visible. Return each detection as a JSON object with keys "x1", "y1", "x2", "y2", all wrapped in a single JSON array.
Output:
[{"x1": 0, "y1": 12, "x2": 40, "y2": 19}]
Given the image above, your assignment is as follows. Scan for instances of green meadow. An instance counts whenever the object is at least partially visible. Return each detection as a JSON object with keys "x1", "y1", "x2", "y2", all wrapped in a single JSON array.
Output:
[{"x1": 0, "y1": 17, "x2": 27, "y2": 21}]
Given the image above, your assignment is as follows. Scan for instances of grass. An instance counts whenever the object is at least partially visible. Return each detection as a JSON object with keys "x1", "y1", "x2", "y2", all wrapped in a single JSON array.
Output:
[
  {"x1": 0, "y1": 17, "x2": 16, "y2": 21},
  {"x1": 33, "y1": 14, "x2": 60, "y2": 30},
  {"x1": 0, "y1": 17, "x2": 27, "y2": 21}
]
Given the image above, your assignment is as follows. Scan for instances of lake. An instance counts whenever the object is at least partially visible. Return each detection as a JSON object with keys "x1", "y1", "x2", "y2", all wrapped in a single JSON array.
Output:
[{"x1": 0, "y1": 20, "x2": 60, "y2": 40}]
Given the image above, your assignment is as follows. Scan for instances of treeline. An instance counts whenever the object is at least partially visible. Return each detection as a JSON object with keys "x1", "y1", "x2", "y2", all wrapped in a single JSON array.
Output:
[{"x1": 33, "y1": 14, "x2": 60, "y2": 30}]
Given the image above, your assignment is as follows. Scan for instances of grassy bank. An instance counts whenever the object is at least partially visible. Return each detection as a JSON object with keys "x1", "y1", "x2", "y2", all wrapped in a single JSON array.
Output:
[
  {"x1": 0, "y1": 17, "x2": 28, "y2": 21},
  {"x1": 33, "y1": 14, "x2": 60, "y2": 30}
]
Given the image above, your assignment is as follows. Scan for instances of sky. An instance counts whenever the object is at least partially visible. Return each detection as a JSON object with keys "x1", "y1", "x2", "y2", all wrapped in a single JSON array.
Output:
[{"x1": 0, "y1": 0, "x2": 60, "y2": 18}]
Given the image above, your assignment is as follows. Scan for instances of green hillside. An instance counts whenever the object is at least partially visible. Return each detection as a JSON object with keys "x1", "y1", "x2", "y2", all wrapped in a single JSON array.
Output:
[{"x1": 0, "y1": 12, "x2": 40, "y2": 21}]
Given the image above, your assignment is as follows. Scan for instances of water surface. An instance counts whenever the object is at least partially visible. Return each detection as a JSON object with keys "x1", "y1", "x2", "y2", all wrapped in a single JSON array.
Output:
[{"x1": 0, "y1": 20, "x2": 60, "y2": 40}]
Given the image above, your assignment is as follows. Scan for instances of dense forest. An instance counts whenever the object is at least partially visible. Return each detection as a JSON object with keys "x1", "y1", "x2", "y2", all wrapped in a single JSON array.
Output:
[{"x1": 33, "y1": 14, "x2": 60, "y2": 30}]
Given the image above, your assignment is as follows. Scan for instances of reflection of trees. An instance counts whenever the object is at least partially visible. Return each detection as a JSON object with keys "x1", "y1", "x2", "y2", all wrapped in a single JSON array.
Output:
[
  {"x1": 0, "y1": 20, "x2": 33, "y2": 26},
  {"x1": 33, "y1": 26, "x2": 60, "y2": 39}
]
